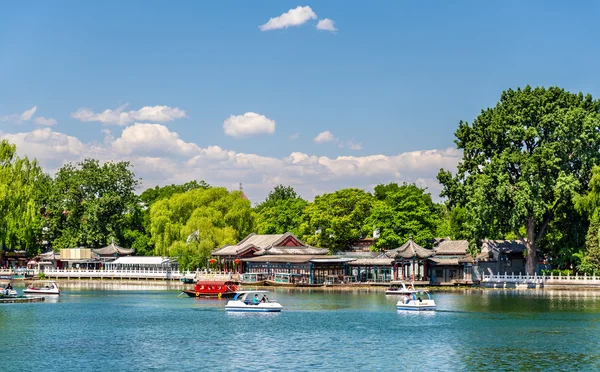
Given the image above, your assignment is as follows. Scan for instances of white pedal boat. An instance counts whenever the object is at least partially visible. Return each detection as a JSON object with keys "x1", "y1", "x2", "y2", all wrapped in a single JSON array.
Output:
[
  {"x1": 23, "y1": 280, "x2": 61, "y2": 295},
  {"x1": 225, "y1": 290, "x2": 282, "y2": 312},
  {"x1": 396, "y1": 290, "x2": 436, "y2": 311},
  {"x1": 385, "y1": 281, "x2": 415, "y2": 295}
]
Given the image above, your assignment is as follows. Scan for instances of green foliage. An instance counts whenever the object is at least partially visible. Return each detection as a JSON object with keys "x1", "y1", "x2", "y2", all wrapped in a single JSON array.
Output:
[
  {"x1": 0, "y1": 140, "x2": 48, "y2": 255},
  {"x1": 255, "y1": 185, "x2": 307, "y2": 235},
  {"x1": 367, "y1": 183, "x2": 439, "y2": 249},
  {"x1": 46, "y1": 159, "x2": 140, "y2": 250},
  {"x1": 140, "y1": 180, "x2": 210, "y2": 206},
  {"x1": 149, "y1": 187, "x2": 254, "y2": 270},
  {"x1": 540, "y1": 269, "x2": 573, "y2": 276},
  {"x1": 439, "y1": 86, "x2": 600, "y2": 274},
  {"x1": 435, "y1": 206, "x2": 471, "y2": 240},
  {"x1": 300, "y1": 188, "x2": 374, "y2": 252}
]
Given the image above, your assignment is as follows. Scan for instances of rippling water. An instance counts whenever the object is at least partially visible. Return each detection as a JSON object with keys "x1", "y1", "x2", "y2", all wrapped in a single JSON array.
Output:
[{"x1": 1, "y1": 285, "x2": 600, "y2": 371}]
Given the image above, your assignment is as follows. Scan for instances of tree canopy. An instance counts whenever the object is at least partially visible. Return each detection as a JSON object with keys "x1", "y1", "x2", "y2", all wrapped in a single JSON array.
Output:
[
  {"x1": 46, "y1": 159, "x2": 140, "y2": 249},
  {"x1": 0, "y1": 140, "x2": 48, "y2": 255},
  {"x1": 300, "y1": 188, "x2": 374, "y2": 252},
  {"x1": 150, "y1": 187, "x2": 254, "y2": 270},
  {"x1": 439, "y1": 86, "x2": 600, "y2": 274},
  {"x1": 366, "y1": 183, "x2": 439, "y2": 249},
  {"x1": 255, "y1": 185, "x2": 307, "y2": 235}
]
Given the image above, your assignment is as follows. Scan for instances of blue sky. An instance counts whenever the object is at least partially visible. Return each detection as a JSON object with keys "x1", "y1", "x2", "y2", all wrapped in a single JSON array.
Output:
[{"x1": 1, "y1": 1, "x2": 600, "y2": 201}]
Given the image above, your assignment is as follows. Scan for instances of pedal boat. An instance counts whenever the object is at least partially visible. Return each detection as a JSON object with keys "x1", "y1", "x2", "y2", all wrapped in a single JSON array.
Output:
[
  {"x1": 23, "y1": 280, "x2": 61, "y2": 295},
  {"x1": 396, "y1": 290, "x2": 436, "y2": 311},
  {"x1": 225, "y1": 290, "x2": 283, "y2": 312}
]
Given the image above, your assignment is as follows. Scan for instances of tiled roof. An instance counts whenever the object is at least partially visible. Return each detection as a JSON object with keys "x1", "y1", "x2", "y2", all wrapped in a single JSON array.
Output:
[
  {"x1": 385, "y1": 237, "x2": 434, "y2": 259},
  {"x1": 348, "y1": 258, "x2": 394, "y2": 266},
  {"x1": 433, "y1": 239, "x2": 469, "y2": 255},
  {"x1": 92, "y1": 242, "x2": 134, "y2": 256},
  {"x1": 213, "y1": 232, "x2": 327, "y2": 256},
  {"x1": 242, "y1": 255, "x2": 331, "y2": 263}
]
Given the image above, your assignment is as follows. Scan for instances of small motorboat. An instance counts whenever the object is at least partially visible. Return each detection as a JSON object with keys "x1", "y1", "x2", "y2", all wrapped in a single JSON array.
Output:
[
  {"x1": 225, "y1": 290, "x2": 283, "y2": 312},
  {"x1": 182, "y1": 281, "x2": 238, "y2": 298},
  {"x1": 385, "y1": 281, "x2": 415, "y2": 295},
  {"x1": 396, "y1": 290, "x2": 436, "y2": 311},
  {"x1": 23, "y1": 280, "x2": 60, "y2": 295}
]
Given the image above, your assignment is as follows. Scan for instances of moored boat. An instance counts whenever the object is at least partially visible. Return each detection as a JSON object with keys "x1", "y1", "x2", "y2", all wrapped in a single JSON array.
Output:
[
  {"x1": 182, "y1": 280, "x2": 238, "y2": 298},
  {"x1": 225, "y1": 290, "x2": 282, "y2": 312},
  {"x1": 385, "y1": 281, "x2": 415, "y2": 295},
  {"x1": 23, "y1": 280, "x2": 60, "y2": 295},
  {"x1": 396, "y1": 290, "x2": 436, "y2": 311}
]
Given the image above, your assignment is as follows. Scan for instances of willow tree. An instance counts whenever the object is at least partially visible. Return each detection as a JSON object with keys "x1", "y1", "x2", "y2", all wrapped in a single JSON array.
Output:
[
  {"x1": 150, "y1": 187, "x2": 254, "y2": 269},
  {"x1": 438, "y1": 86, "x2": 600, "y2": 275},
  {"x1": 0, "y1": 140, "x2": 48, "y2": 254}
]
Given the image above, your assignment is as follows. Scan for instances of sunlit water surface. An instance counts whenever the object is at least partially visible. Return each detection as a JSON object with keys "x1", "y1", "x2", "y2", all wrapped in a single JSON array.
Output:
[{"x1": 1, "y1": 284, "x2": 600, "y2": 371}]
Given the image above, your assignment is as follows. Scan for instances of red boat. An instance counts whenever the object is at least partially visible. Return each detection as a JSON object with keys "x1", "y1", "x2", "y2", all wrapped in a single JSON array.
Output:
[{"x1": 182, "y1": 281, "x2": 238, "y2": 298}]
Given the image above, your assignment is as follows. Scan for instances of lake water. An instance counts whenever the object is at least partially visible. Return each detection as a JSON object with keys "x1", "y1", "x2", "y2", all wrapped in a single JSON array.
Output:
[{"x1": 1, "y1": 284, "x2": 600, "y2": 371}]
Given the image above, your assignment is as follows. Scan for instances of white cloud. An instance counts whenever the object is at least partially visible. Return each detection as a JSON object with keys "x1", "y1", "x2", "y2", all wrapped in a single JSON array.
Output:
[
  {"x1": 0, "y1": 125, "x2": 461, "y2": 203},
  {"x1": 316, "y1": 18, "x2": 337, "y2": 32},
  {"x1": 20, "y1": 106, "x2": 38, "y2": 121},
  {"x1": 259, "y1": 6, "x2": 317, "y2": 31},
  {"x1": 71, "y1": 104, "x2": 186, "y2": 126},
  {"x1": 113, "y1": 123, "x2": 201, "y2": 156},
  {"x1": 289, "y1": 132, "x2": 300, "y2": 140},
  {"x1": 314, "y1": 130, "x2": 335, "y2": 143},
  {"x1": 344, "y1": 140, "x2": 362, "y2": 150},
  {"x1": 223, "y1": 112, "x2": 276, "y2": 138},
  {"x1": 33, "y1": 117, "x2": 58, "y2": 126},
  {"x1": 1, "y1": 106, "x2": 38, "y2": 123}
]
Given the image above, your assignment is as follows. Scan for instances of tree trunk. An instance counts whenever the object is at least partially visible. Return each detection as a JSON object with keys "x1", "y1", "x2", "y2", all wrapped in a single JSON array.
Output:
[{"x1": 526, "y1": 217, "x2": 536, "y2": 275}]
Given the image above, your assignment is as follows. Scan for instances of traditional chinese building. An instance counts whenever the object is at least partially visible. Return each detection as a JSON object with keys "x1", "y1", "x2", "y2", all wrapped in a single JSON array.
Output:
[
  {"x1": 212, "y1": 232, "x2": 353, "y2": 284},
  {"x1": 384, "y1": 236, "x2": 434, "y2": 282},
  {"x1": 428, "y1": 238, "x2": 474, "y2": 285},
  {"x1": 92, "y1": 241, "x2": 135, "y2": 259}
]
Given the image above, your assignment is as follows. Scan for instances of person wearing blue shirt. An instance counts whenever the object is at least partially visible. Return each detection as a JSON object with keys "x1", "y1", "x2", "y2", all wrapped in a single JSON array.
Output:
[{"x1": 253, "y1": 294, "x2": 260, "y2": 305}]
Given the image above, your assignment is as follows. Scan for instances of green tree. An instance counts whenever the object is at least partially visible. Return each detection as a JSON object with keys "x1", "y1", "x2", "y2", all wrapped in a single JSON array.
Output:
[
  {"x1": 140, "y1": 180, "x2": 210, "y2": 206},
  {"x1": 366, "y1": 183, "x2": 439, "y2": 250},
  {"x1": 46, "y1": 159, "x2": 140, "y2": 249},
  {"x1": 0, "y1": 140, "x2": 48, "y2": 255},
  {"x1": 439, "y1": 86, "x2": 600, "y2": 274},
  {"x1": 435, "y1": 205, "x2": 471, "y2": 241},
  {"x1": 255, "y1": 185, "x2": 307, "y2": 235},
  {"x1": 574, "y1": 165, "x2": 600, "y2": 273},
  {"x1": 300, "y1": 188, "x2": 374, "y2": 252},
  {"x1": 149, "y1": 187, "x2": 254, "y2": 270}
]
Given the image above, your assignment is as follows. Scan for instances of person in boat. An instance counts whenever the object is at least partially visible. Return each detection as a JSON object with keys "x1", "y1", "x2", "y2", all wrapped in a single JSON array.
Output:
[
  {"x1": 6, "y1": 283, "x2": 12, "y2": 290},
  {"x1": 253, "y1": 294, "x2": 260, "y2": 305},
  {"x1": 417, "y1": 296, "x2": 422, "y2": 302},
  {"x1": 260, "y1": 295, "x2": 267, "y2": 303}
]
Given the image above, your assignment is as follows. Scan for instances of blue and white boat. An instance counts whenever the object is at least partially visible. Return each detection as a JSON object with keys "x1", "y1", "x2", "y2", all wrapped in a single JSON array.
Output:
[
  {"x1": 225, "y1": 290, "x2": 283, "y2": 312},
  {"x1": 396, "y1": 290, "x2": 436, "y2": 311}
]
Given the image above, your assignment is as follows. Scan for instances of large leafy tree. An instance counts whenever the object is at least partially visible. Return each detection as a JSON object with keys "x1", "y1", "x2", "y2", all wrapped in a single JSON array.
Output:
[
  {"x1": 150, "y1": 187, "x2": 254, "y2": 270},
  {"x1": 366, "y1": 183, "x2": 439, "y2": 250},
  {"x1": 132, "y1": 180, "x2": 211, "y2": 255},
  {"x1": 46, "y1": 159, "x2": 140, "y2": 249},
  {"x1": 435, "y1": 205, "x2": 471, "y2": 241},
  {"x1": 255, "y1": 185, "x2": 308, "y2": 235},
  {"x1": 0, "y1": 140, "x2": 49, "y2": 255},
  {"x1": 438, "y1": 86, "x2": 600, "y2": 274},
  {"x1": 300, "y1": 188, "x2": 374, "y2": 252},
  {"x1": 574, "y1": 165, "x2": 600, "y2": 274}
]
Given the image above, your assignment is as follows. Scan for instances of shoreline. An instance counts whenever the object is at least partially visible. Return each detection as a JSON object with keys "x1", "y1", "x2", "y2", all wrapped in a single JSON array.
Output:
[{"x1": 14, "y1": 278, "x2": 600, "y2": 292}]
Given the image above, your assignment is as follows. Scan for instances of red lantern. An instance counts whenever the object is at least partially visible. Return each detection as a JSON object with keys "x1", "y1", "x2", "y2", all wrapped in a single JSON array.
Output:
[
  {"x1": 234, "y1": 259, "x2": 241, "y2": 264},
  {"x1": 209, "y1": 259, "x2": 216, "y2": 264}
]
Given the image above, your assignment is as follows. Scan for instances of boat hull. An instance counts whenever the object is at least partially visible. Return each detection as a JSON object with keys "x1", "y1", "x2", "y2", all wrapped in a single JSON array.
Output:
[
  {"x1": 385, "y1": 290, "x2": 414, "y2": 295},
  {"x1": 225, "y1": 307, "x2": 282, "y2": 313},
  {"x1": 396, "y1": 305, "x2": 437, "y2": 311},
  {"x1": 225, "y1": 299, "x2": 283, "y2": 312},
  {"x1": 23, "y1": 290, "x2": 60, "y2": 295},
  {"x1": 182, "y1": 290, "x2": 236, "y2": 298}
]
